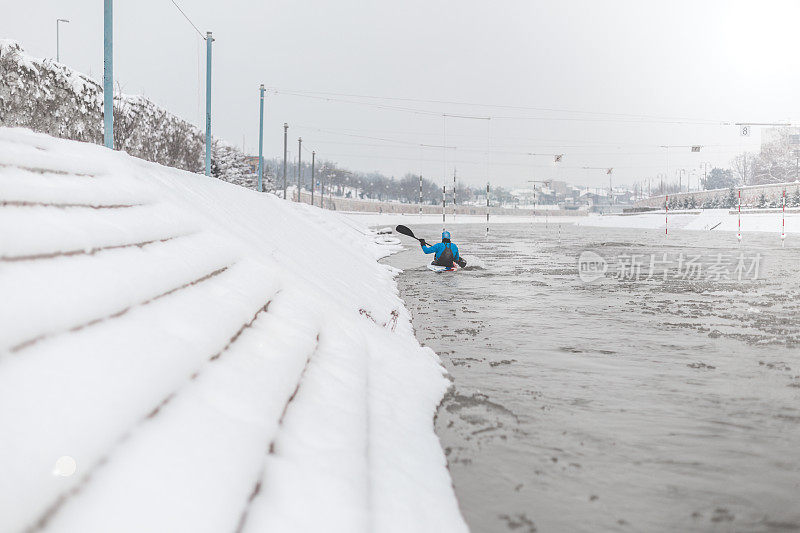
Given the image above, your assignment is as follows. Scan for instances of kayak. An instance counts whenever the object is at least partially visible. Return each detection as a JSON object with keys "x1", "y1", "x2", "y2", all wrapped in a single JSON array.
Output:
[{"x1": 427, "y1": 262, "x2": 459, "y2": 273}]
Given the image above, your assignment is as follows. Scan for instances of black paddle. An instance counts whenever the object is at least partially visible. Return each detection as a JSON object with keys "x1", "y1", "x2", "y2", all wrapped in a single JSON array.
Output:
[{"x1": 395, "y1": 225, "x2": 428, "y2": 245}]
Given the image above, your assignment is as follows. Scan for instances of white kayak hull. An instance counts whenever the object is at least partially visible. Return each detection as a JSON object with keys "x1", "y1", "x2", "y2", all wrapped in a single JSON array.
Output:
[{"x1": 427, "y1": 262, "x2": 459, "y2": 273}]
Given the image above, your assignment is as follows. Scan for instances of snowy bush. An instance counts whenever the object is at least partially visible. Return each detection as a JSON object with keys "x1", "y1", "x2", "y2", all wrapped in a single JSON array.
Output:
[
  {"x1": 792, "y1": 188, "x2": 800, "y2": 207},
  {"x1": 724, "y1": 188, "x2": 738, "y2": 208},
  {"x1": 0, "y1": 40, "x2": 267, "y2": 190}
]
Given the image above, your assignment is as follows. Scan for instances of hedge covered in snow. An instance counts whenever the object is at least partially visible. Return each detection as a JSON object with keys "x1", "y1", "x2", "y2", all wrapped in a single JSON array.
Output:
[{"x1": 0, "y1": 39, "x2": 269, "y2": 189}]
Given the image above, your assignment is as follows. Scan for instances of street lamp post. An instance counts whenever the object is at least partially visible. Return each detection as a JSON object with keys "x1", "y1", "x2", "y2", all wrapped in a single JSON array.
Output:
[
  {"x1": 103, "y1": 0, "x2": 113, "y2": 149},
  {"x1": 700, "y1": 162, "x2": 711, "y2": 190},
  {"x1": 282, "y1": 123, "x2": 288, "y2": 199},
  {"x1": 297, "y1": 137, "x2": 302, "y2": 202},
  {"x1": 311, "y1": 150, "x2": 316, "y2": 206},
  {"x1": 204, "y1": 31, "x2": 213, "y2": 176},
  {"x1": 257, "y1": 84, "x2": 265, "y2": 192},
  {"x1": 56, "y1": 19, "x2": 69, "y2": 63}
]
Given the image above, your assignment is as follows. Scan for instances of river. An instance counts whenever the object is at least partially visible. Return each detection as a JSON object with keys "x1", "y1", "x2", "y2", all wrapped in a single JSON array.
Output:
[{"x1": 386, "y1": 222, "x2": 800, "y2": 533}]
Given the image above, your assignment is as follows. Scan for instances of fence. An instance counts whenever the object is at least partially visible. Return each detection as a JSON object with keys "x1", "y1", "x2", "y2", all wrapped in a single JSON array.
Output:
[{"x1": 292, "y1": 190, "x2": 588, "y2": 217}]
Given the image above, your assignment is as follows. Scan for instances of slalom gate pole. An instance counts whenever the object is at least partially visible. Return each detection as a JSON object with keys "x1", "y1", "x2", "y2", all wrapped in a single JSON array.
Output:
[
  {"x1": 782, "y1": 189, "x2": 786, "y2": 246},
  {"x1": 665, "y1": 195, "x2": 668, "y2": 237},
  {"x1": 442, "y1": 184, "x2": 446, "y2": 230},
  {"x1": 419, "y1": 174, "x2": 422, "y2": 221},
  {"x1": 486, "y1": 182, "x2": 490, "y2": 236},
  {"x1": 453, "y1": 170, "x2": 456, "y2": 221},
  {"x1": 737, "y1": 189, "x2": 742, "y2": 242}
]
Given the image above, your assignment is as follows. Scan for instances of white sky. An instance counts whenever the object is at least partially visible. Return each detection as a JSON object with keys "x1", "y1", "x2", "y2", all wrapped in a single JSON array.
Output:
[{"x1": 3, "y1": 0, "x2": 800, "y2": 189}]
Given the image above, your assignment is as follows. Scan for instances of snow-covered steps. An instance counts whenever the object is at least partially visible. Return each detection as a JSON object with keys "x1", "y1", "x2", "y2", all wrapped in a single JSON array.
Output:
[{"x1": 0, "y1": 128, "x2": 466, "y2": 533}]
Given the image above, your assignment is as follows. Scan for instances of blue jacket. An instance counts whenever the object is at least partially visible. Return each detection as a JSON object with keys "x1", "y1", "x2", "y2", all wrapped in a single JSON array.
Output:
[{"x1": 422, "y1": 241, "x2": 459, "y2": 260}]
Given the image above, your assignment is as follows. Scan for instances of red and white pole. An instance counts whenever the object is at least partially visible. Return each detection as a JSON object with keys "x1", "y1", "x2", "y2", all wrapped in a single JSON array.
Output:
[
  {"x1": 782, "y1": 189, "x2": 786, "y2": 246},
  {"x1": 737, "y1": 189, "x2": 742, "y2": 243},
  {"x1": 665, "y1": 195, "x2": 669, "y2": 237}
]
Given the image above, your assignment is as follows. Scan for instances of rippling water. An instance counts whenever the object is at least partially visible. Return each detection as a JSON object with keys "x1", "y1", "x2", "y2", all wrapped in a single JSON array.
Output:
[{"x1": 386, "y1": 223, "x2": 800, "y2": 533}]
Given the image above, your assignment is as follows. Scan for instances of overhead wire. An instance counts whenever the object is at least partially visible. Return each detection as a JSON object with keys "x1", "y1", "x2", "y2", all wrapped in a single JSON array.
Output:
[
  {"x1": 170, "y1": 0, "x2": 205, "y2": 39},
  {"x1": 272, "y1": 89, "x2": 732, "y2": 125},
  {"x1": 269, "y1": 87, "x2": 733, "y2": 124}
]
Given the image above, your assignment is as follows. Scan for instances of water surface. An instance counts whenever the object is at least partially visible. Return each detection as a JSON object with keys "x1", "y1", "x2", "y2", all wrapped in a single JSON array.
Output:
[{"x1": 387, "y1": 223, "x2": 800, "y2": 533}]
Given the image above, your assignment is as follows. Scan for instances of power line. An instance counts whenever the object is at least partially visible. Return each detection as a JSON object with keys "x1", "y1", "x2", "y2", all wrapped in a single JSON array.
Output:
[
  {"x1": 295, "y1": 125, "x2": 457, "y2": 149},
  {"x1": 273, "y1": 90, "x2": 489, "y2": 120},
  {"x1": 170, "y1": 0, "x2": 205, "y2": 39},
  {"x1": 291, "y1": 123, "x2": 762, "y2": 150},
  {"x1": 272, "y1": 88, "x2": 732, "y2": 125},
  {"x1": 269, "y1": 87, "x2": 731, "y2": 123},
  {"x1": 295, "y1": 129, "x2": 746, "y2": 157}
]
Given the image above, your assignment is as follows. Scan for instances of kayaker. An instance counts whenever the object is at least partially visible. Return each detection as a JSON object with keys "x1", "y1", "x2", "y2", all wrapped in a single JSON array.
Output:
[{"x1": 420, "y1": 231, "x2": 465, "y2": 268}]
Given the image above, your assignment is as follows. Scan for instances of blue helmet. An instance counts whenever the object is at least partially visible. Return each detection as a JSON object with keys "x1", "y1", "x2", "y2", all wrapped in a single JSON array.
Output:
[{"x1": 442, "y1": 231, "x2": 451, "y2": 240}]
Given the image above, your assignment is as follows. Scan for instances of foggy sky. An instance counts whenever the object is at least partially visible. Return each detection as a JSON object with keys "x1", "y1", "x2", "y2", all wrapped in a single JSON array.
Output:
[{"x1": 3, "y1": 0, "x2": 799, "y2": 189}]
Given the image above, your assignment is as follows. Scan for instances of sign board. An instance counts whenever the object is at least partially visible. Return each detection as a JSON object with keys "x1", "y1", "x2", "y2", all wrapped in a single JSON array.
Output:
[
  {"x1": 691, "y1": 145, "x2": 701, "y2": 152},
  {"x1": 740, "y1": 125, "x2": 751, "y2": 137}
]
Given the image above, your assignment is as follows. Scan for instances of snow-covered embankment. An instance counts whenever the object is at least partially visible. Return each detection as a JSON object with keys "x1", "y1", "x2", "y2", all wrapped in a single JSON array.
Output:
[
  {"x1": 575, "y1": 209, "x2": 799, "y2": 234},
  {"x1": 0, "y1": 128, "x2": 466, "y2": 533}
]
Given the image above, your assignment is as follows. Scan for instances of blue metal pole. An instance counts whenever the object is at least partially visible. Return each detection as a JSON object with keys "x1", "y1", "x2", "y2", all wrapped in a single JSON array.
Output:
[
  {"x1": 257, "y1": 84, "x2": 265, "y2": 192},
  {"x1": 103, "y1": 0, "x2": 113, "y2": 149},
  {"x1": 205, "y1": 32, "x2": 213, "y2": 176}
]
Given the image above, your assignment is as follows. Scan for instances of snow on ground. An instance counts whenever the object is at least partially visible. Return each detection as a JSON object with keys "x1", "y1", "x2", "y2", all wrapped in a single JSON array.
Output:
[
  {"x1": 574, "y1": 209, "x2": 800, "y2": 235},
  {"x1": 0, "y1": 128, "x2": 467, "y2": 533}
]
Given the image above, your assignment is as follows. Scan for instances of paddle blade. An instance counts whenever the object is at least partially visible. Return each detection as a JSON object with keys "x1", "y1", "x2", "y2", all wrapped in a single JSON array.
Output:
[{"x1": 395, "y1": 225, "x2": 417, "y2": 240}]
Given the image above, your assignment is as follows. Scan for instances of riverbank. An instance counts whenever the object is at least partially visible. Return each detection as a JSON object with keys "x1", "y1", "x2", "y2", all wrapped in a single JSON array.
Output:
[
  {"x1": 0, "y1": 128, "x2": 466, "y2": 533},
  {"x1": 574, "y1": 208, "x2": 800, "y2": 235}
]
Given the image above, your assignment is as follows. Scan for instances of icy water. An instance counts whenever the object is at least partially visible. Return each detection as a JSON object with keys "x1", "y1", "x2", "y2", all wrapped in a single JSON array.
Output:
[{"x1": 386, "y1": 223, "x2": 800, "y2": 533}]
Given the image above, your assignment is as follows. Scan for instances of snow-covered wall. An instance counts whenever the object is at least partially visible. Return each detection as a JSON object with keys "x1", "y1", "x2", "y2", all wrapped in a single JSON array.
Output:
[
  {"x1": 0, "y1": 40, "x2": 265, "y2": 189},
  {"x1": 0, "y1": 128, "x2": 465, "y2": 533}
]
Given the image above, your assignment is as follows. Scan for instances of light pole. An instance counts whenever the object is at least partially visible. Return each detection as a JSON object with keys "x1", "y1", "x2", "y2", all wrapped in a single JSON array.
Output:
[
  {"x1": 103, "y1": 1, "x2": 113, "y2": 149},
  {"x1": 282, "y1": 123, "x2": 288, "y2": 199},
  {"x1": 297, "y1": 137, "x2": 302, "y2": 202},
  {"x1": 257, "y1": 84, "x2": 265, "y2": 192},
  {"x1": 204, "y1": 31, "x2": 213, "y2": 176},
  {"x1": 56, "y1": 19, "x2": 69, "y2": 63},
  {"x1": 311, "y1": 150, "x2": 316, "y2": 206},
  {"x1": 700, "y1": 162, "x2": 711, "y2": 190}
]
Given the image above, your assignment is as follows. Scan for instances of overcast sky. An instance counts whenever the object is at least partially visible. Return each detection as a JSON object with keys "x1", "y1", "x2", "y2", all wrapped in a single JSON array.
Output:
[{"x1": 4, "y1": 0, "x2": 800, "y2": 189}]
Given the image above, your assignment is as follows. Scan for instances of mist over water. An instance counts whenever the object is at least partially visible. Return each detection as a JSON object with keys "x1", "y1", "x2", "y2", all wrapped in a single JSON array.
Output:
[{"x1": 387, "y1": 223, "x2": 800, "y2": 533}]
